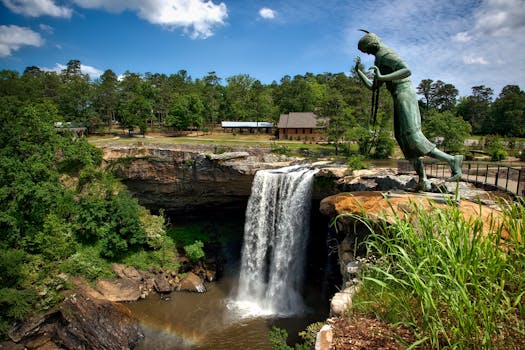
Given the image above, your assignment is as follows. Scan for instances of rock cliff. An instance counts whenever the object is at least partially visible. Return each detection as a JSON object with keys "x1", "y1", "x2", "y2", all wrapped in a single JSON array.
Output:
[{"x1": 101, "y1": 143, "x2": 297, "y2": 211}]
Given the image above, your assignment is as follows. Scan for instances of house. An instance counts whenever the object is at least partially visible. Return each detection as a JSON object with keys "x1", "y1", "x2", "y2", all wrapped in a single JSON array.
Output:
[
  {"x1": 277, "y1": 112, "x2": 326, "y2": 141},
  {"x1": 221, "y1": 121, "x2": 274, "y2": 134}
]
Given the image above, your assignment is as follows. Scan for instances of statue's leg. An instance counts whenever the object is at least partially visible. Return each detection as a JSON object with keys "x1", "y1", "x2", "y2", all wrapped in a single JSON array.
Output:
[
  {"x1": 412, "y1": 157, "x2": 431, "y2": 191},
  {"x1": 429, "y1": 148, "x2": 463, "y2": 182}
]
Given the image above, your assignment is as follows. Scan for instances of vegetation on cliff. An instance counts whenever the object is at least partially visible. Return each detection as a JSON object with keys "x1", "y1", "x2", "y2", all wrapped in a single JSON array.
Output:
[{"x1": 0, "y1": 99, "x2": 174, "y2": 338}]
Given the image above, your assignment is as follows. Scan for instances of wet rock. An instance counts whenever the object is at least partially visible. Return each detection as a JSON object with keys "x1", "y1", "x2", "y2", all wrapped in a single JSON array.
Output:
[
  {"x1": 96, "y1": 278, "x2": 141, "y2": 302},
  {"x1": 177, "y1": 272, "x2": 206, "y2": 293},
  {"x1": 8, "y1": 286, "x2": 142, "y2": 350},
  {"x1": 153, "y1": 274, "x2": 173, "y2": 293}
]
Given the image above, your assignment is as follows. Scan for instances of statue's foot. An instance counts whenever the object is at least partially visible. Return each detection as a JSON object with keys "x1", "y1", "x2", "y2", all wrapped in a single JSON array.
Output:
[
  {"x1": 415, "y1": 179, "x2": 431, "y2": 192},
  {"x1": 446, "y1": 155, "x2": 463, "y2": 182}
]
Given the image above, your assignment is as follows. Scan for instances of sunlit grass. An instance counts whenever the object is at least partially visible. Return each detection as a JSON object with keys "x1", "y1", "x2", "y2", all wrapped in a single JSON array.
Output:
[{"x1": 345, "y1": 199, "x2": 525, "y2": 349}]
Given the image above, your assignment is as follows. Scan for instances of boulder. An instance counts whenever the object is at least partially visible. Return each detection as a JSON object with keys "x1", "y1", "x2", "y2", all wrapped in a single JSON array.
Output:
[
  {"x1": 96, "y1": 278, "x2": 141, "y2": 302},
  {"x1": 153, "y1": 274, "x2": 173, "y2": 293},
  {"x1": 330, "y1": 286, "x2": 359, "y2": 316},
  {"x1": 8, "y1": 286, "x2": 142, "y2": 350},
  {"x1": 177, "y1": 272, "x2": 206, "y2": 293},
  {"x1": 320, "y1": 191, "x2": 507, "y2": 239},
  {"x1": 315, "y1": 324, "x2": 333, "y2": 350}
]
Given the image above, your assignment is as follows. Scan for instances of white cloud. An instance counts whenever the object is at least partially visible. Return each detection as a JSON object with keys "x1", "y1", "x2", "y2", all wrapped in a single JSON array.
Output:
[
  {"x1": 463, "y1": 55, "x2": 489, "y2": 65},
  {"x1": 473, "y1": 0, "x2": 525, "y2": 36},
  {"x1": 0, "y1": 25, "x2": 44, "y2": 57},
  {"x1": 39, "y1": 23, "x2": 53, "y2": 33},
  {"x1": 1, "y1": 0, "x2": 72, "y2": 17},
  {"x1": 259, "y1": 7, "x2": 276, "y2": 20},
  {"x1": 42, "y1": 62, "x2": 103, "y2": 78},
  {"x1": 344, "y1": 0, "x2": 525, "y2": 96},
  {"x1": 452, "y1": 32, "x2": 471, "y2": 43},
  {"x1": 72, "y1": 0, "x2": 228, "y2": 39},
  {"x1": 81, "y1": 64, "x2": 103, "y2": 78}
]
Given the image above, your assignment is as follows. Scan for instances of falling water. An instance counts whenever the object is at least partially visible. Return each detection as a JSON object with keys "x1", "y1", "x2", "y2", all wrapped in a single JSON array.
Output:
[{"x1": 234, "y1": 165, "x2": 318, "y2": 317}]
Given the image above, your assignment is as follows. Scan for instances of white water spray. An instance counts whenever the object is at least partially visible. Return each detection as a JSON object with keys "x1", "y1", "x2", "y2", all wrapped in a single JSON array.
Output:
[{"x1": 233, "y1": 165, "x2": 318, "y2": 317}]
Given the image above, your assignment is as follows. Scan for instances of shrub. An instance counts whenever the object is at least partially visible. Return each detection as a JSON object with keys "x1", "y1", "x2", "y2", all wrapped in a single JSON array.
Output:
[
  {"x1": 184, "y1": 240, "x2": 205, "y2": 263},
  {"x1": 347, "y1": 155, "x2": 367, "y2": 170}
]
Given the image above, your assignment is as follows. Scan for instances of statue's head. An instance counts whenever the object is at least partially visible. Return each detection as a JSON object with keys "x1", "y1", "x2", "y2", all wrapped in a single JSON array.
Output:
[{"x1": 357, "y1": 31, "x2": 382, "y2": 54}]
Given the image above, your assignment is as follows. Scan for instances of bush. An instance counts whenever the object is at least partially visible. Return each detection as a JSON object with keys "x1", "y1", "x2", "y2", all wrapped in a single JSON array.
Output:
[
  {"x1": 372, "y1": 131, "x2": 395, "y2": 159},
  {"x1": 184, "y1": 240, "x2": 205, "y2": 263},
  {"x1": 347, "y1": 155, "x2": 367, "y2": 170}
]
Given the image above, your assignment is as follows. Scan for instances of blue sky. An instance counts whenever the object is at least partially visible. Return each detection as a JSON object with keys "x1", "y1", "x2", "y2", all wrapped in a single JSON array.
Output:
[{"x1": 1, "y1": 0, "x2": 524, "y2": 97}]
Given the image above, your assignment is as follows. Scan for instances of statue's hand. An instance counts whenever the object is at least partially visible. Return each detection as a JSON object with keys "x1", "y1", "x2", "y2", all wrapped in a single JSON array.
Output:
[
  {"x1": 354, "y1": 57, "x2": 361, "y2": 72},
  {"x1": 369, "y1": 65, "x2": 382, "y2": 80}
]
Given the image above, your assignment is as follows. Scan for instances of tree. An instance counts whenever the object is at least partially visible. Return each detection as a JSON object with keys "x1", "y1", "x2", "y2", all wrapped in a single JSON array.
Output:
[
  {"x1": 121, "y1": 95, "x2": 151, "y2": 135},
  {"x1": 456, "y1": 85, "x2": 493, "y2": 134},
  {"x1": 200, "y1": 71, "x2": 222, "y2": 131},
  {"x1": 94, "y1": 69, "x2": 119, "y2": 130},
  {"x1": 417, "y1": 79, "x2": 433, "y2": 110},
  {"x1": 165, "y1": 93, "x2": 204, "y2": 130},
  {"x1": 63, "y1": 59, "x2": 82, "y2": 77},
  {"x1": 430, "y1": 80, "x2": 458, "y2": 112},
  {"x1": 317, "y1": 87, "x2": 354, "y2": 155},
  {"x1": 422, "y1": 110, "x2": 472, "y2": 152},
  {"x1": 489, "y1": 85, "x2": 525, "y2": 137}
]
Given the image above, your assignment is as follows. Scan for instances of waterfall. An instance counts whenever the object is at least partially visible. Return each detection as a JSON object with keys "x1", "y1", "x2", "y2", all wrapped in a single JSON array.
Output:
[{"x1": 234, "y1": 165, "x2": 318, "y2": 317}]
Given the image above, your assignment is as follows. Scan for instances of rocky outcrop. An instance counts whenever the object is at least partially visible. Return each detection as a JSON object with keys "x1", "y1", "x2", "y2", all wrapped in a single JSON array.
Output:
[
  {"x1": 7, "y1": 280, "x2": 143, "y2": 350},
  {"x1": 320, "y1": 191, "x2": 505, "y2": 239},
  {"x1": 101, "y1": 143, "x2": 297, "y2": 211},
  {"x1": 177, "y1": 272, "x2": 206, "y2": 293}
]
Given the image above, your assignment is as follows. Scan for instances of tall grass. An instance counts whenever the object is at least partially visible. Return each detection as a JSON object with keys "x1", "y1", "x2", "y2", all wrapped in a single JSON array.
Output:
[{"x1": 348, "y1": 199, "x2": 525, "y2": 349}]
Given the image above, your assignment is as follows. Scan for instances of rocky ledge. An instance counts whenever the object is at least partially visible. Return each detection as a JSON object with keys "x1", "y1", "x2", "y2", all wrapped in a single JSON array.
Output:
[
  {"x1": 4, "y1": 278, "x2": 142, "y2": 350},
  {"x1": 101, "y1": 143, "x2": 299, "y2": 211}
]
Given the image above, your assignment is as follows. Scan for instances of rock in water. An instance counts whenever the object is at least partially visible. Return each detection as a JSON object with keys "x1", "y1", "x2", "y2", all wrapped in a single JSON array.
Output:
[{"x1": 178, "y1": 272, "x2": 206, "y2": 293}]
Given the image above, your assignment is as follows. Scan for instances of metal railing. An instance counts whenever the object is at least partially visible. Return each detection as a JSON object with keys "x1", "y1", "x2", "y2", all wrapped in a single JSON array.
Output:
[{"x1": 398, "y1": 160, "x2": 525, "y2": 197}]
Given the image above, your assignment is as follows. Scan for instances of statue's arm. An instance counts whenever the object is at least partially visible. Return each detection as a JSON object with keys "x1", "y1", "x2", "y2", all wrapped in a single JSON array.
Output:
[
  {"x1": 370, "y1": 65, "x2": 411, "y2": 82},
  {"x1": 354, "y1": 58, "x2": 373, "y2": 90}
]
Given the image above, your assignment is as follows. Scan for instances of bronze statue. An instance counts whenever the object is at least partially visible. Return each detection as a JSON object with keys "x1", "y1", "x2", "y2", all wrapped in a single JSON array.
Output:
[{"x1": 354, "y1": 31, "x2": 463, "y2": 191}]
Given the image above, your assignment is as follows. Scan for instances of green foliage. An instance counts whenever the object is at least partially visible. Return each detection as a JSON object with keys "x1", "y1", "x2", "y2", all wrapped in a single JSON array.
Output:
[
  {"x1": 371, "y1": 130, "x2": 395, "y2": 159},
  {"x1": 184, "y1": 240, "x2": 205, "y2": 263},
  {"x1": 298, "y1": 322, "x2": 324, "y2": 347},
  {"x1": 271, "y1": 142, "x2": 291, "y2": 156},
  {"x1": 0, "y1": 97, "x2": 172, "y2": 338},
  {"x1": 0, "y1": 250, "x2": 37, "y2": 338},
  {"x1": 347, "y1": 155, "x2": 367, "y2": 170},
  {"x1": 60, "y1": 245, "x2": 115, "y2": 282},
  {"x1": 485, "y1": 136, "x2": 508, "y2": 161},
  {"x1": 169, "y1": 224, "x2": 212, "y2": 247},
  {"x1": 422, "y1": 110, "x2": 471, "y2": 152},
  {"x1": 269, "y1": 327, "x2": 310, "y2": 350},
  {"x1": 350, "y1": 200, "x2": 525, "y2": 349}
]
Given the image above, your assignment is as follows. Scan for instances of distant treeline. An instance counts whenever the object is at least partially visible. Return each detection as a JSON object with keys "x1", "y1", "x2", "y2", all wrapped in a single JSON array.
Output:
[{"x1": 1, "y1": 59, "x2": 524, "y2": 137}]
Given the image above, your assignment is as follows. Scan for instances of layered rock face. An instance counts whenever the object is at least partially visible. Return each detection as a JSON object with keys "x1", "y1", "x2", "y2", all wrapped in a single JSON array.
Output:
[
  {"x1": 101, "y1": 144, "x2": 296, "y2": 211},
  {"x1": 7, "y1": 279, "x2": 143, "y2": 350}
]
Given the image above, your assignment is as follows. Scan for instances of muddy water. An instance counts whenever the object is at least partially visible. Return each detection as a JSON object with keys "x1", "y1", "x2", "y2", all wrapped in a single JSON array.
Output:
[
  {"x1": 128, "y1": 204, "x2": 335, "y2": 350},
  {"x1": 128, "y1": 271, "x2": 329, "y2": 350}
]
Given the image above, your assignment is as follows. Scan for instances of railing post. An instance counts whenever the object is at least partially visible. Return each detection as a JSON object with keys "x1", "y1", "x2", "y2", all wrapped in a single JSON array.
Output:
[
  {"x1": 516, "y1": 169, "x2": 521, "y2": 196},
  {"x1": 485, "y1": 164, "x2": 489, "y2": 184},
  {"x1": 505, "y1": 166, "x2": 510, "y2": 191},
  {"x1": 495, "y1": 165, "x2": 500, "y2": 188},
  {"x1": 475, "y1": 163, "x2": 479, "y2": 184},
  {"x1": 468, "y1": 163, "x2": 471, "y2": 182}
]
